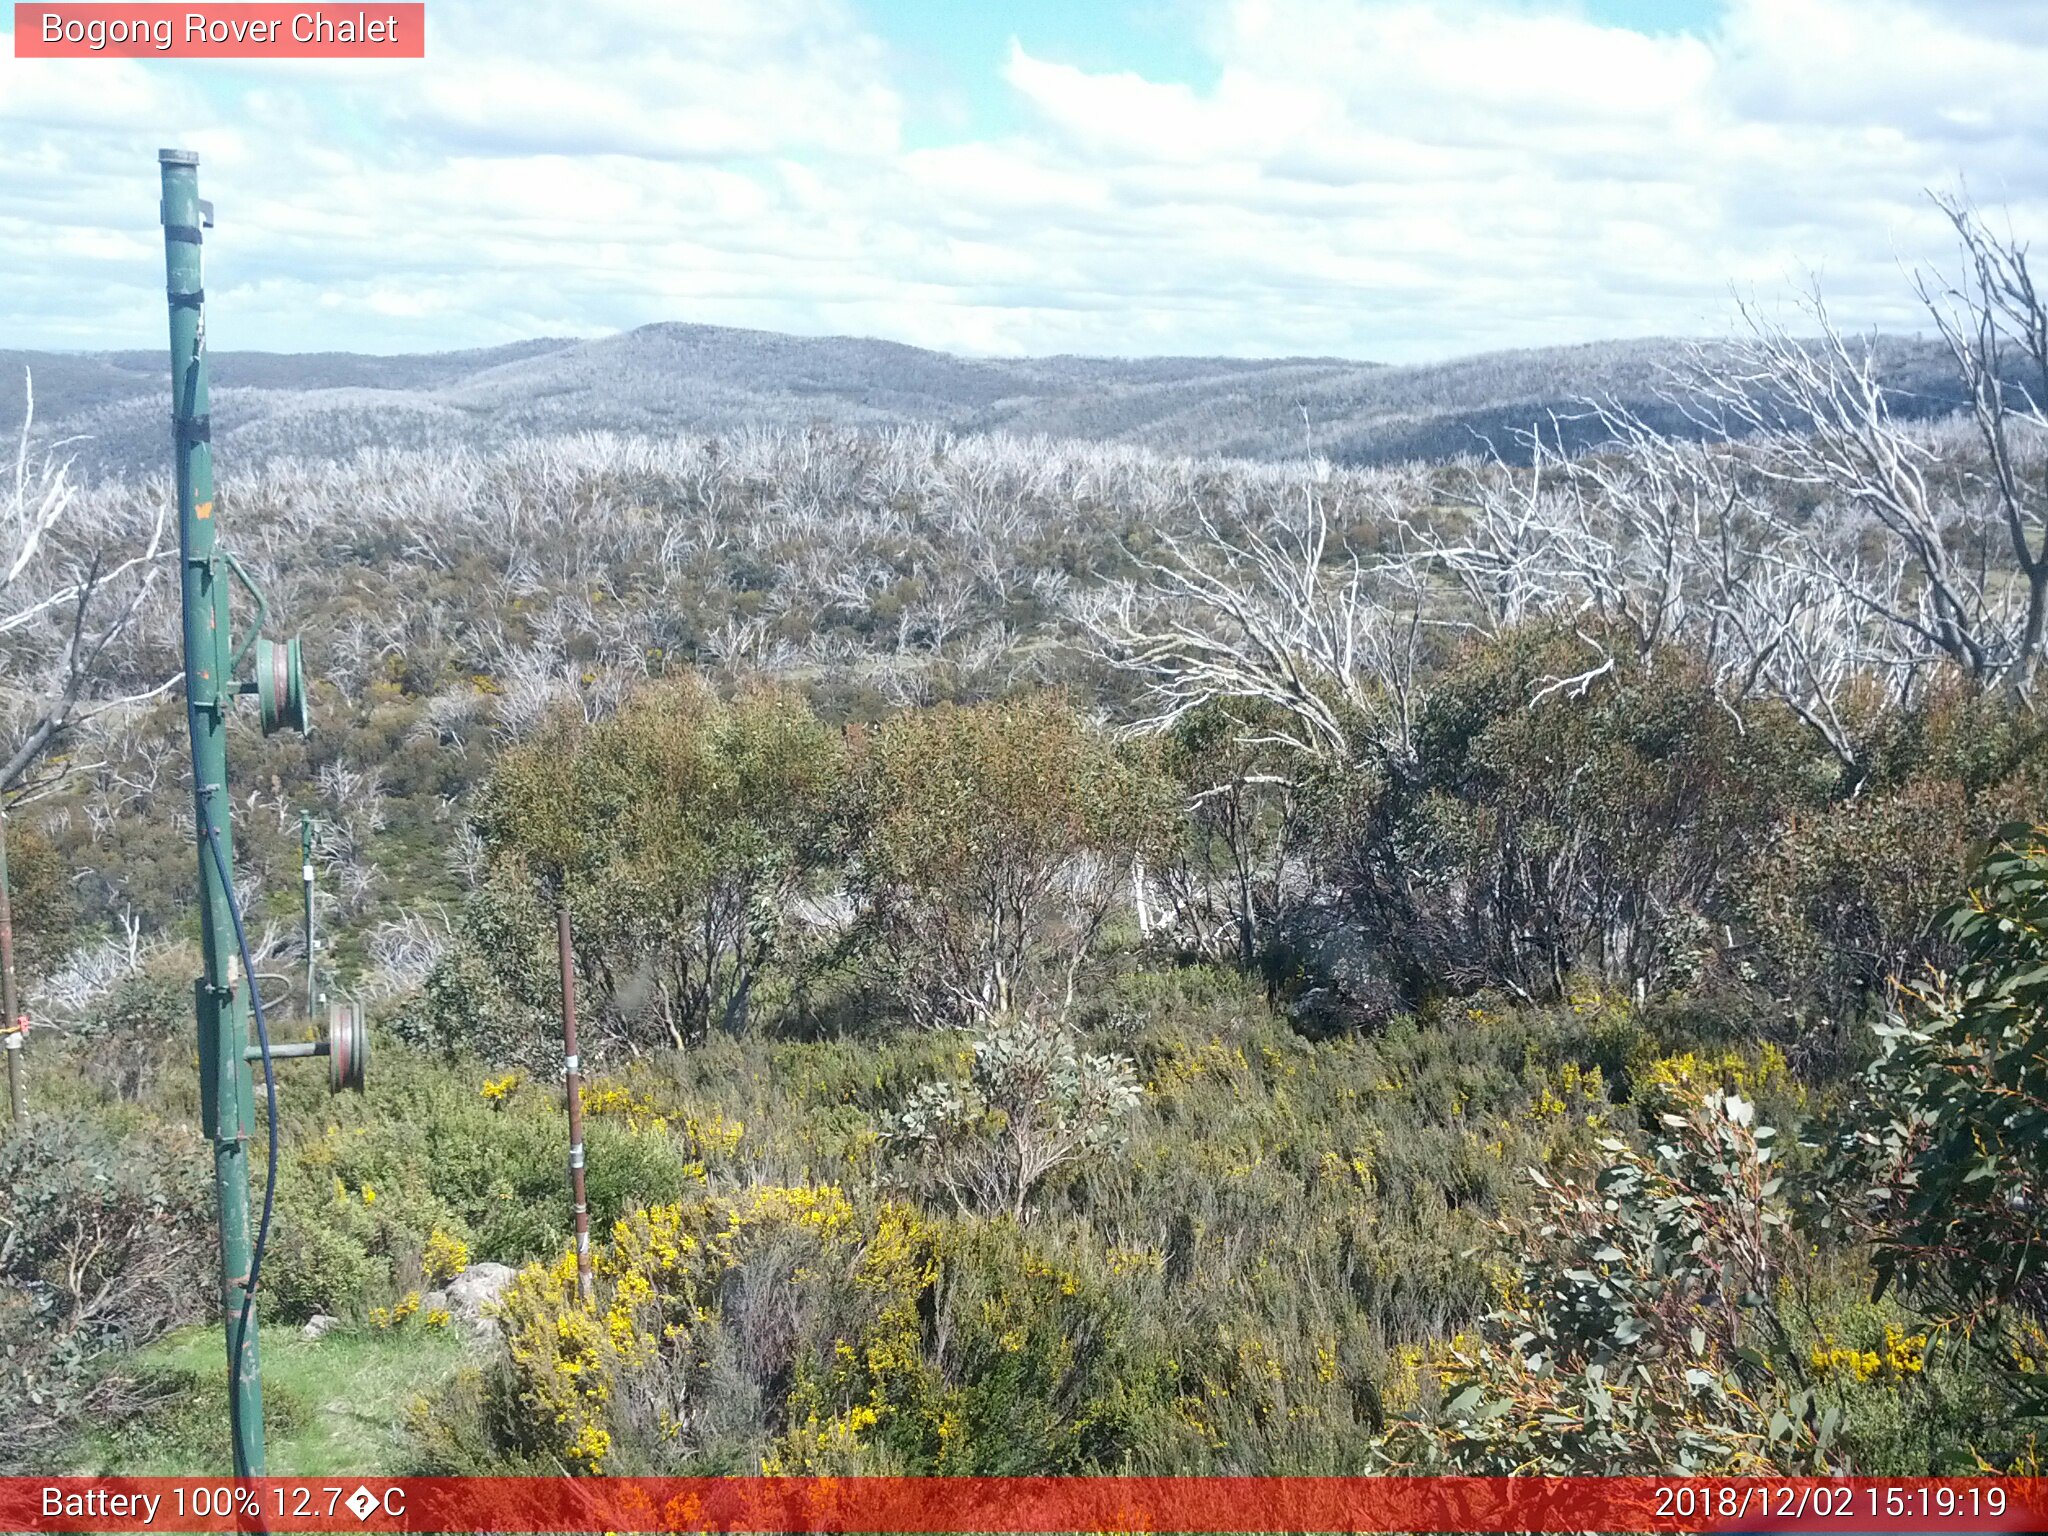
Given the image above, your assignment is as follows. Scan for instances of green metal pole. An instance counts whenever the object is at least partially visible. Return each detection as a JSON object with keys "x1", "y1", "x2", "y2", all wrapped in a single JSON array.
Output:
[{"x1": 160, "y1": 147, "x2": 265, "y2": 1477}]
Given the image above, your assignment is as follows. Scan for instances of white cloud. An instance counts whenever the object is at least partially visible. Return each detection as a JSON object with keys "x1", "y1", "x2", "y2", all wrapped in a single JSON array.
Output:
[
  {"x1": 397, "y1": 1, "x2": 901, "y2": 160},
  {"x1": 3, "y1": 0, "x2": 2048, "y2": 362}
]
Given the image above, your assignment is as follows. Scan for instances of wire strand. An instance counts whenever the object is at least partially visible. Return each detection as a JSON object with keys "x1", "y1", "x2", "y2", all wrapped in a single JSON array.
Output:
[{"x1": 201, "y1": 813, "x2": 276, "y2": 1478}]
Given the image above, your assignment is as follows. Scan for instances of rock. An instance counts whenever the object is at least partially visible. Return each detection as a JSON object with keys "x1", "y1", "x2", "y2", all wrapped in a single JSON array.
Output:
[
  {"x1": 301, "y1": 1314, "x2": 342, "y2": 1341},
  {"x1": 1272, "y1": 903, "x2": 1401, "y2": 1037},
  {"x1": 442, "y1": 1261, "x2": 517, "y2": 1340},
  {"x1": 421, "y1": 1288, "x2": 451, "y2": 1315}
]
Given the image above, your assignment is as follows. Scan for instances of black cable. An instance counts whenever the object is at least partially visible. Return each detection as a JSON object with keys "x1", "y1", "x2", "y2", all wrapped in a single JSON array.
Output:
[{"x1": 201, "y1": 811, "x2": 277, "y2": 1479}]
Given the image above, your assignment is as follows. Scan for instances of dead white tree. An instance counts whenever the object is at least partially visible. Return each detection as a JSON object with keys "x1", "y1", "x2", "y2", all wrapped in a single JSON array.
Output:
[
  {"x1": 1397, "y1": 330, "x2": 1997, "y2": 775},
  {"x1": 1679, "y1": 278, "x2": 2032, "y2": 699},
  {"x1": 1, "y1": 370, "x2": 171, "y2": 791},
  {"x1": 1077, "y1": 482, "x2": 1420, "y2": 770},
  {"x1": 1392, "y1": 398, "x2": 1790, "y2": 707},
  {"x1": 1915, "y1": 192, "x2": 2048, "y2": 690}
]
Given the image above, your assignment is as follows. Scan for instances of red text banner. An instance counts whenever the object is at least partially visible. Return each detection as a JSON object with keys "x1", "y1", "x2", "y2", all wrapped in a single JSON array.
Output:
[
  {"x1": 13, "y1": 5, "x2": 424, "y2": 58},
  {"x1": 2, "y1": 1477, "x2": 2045, "y2": 1534}
]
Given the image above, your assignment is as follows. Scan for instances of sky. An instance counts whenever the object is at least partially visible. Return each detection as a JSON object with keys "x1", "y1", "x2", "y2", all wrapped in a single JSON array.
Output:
[{"x1": 3, "y1": 0, "x2": 2046, "y2": 361}]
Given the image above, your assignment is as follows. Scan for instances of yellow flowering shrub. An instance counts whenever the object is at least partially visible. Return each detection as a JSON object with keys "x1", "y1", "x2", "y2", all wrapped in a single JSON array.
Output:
[
  {"x1": 1146, "y1": 1036, "x2": 1252, "y2": 1099},
  {"x1": 423, "y1": 1228, "x2": 471, "y2": 1283},
  {"x1": 1808, "y1": 1324, "x2": 1927, "y2": 1387},
  {"x1": 1639, "y1": 1043, "x2": 1794, "y2": 1105},
  {"x1": 576, "y1": 1076, "x2": 746, "y2": 1167},
  {"x1": 767, "y1": 1205, "x2": 946, "y2": 1474},
  {"x1": 579, "y1": 1081, "x2": 655, "y2": 1122},
  {"x1": 740, "y1": 1182, "x2": 853, "y2": 1235},
  {"x1": 497, "y1": 1183, "x2": 871, "y2": 1475},
  {"x1": 688, "y1": 1110, "x2": 745, "y2": 1160},
  {"x1": 1379, "y1": 1344, "x2": 1429, "y2": 1413},
  {"x1": 1105, "y1": 1246, "x2": 1163, "y2": 1277},
  {"x1": 371, "y1": 1290, "x2": 422, "y2": 1330},
  {"x1": 2009, "y1": 1318, "x2": 2048, "y2": 1376}
]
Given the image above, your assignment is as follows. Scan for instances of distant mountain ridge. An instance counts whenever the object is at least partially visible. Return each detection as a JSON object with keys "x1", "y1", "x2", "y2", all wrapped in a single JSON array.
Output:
[{"x1": 0, "y1": 322, "x2": 1965, "y2": 481}]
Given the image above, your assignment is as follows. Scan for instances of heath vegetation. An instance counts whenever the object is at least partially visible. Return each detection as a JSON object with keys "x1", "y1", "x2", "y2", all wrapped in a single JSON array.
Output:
[{"x1": 7, "y1": 198, "x2": 2048, "y2": 1478}]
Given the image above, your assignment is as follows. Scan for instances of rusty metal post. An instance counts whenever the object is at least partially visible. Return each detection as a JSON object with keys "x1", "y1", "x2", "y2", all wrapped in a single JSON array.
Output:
[
  {"x1": 1, "y1": 804, "x2": 24, "y2": 1133},
  {"x1": 558, "y1": 905, "x2": 595, "y2": 1306}
]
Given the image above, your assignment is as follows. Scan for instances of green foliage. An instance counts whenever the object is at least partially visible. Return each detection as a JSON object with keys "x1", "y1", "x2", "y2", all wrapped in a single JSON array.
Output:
[
  {"x1": 80, "y1": 1324, "x2": 467, "y2": 1476},
  {"x1": 30, "y1": 591, "x2": 2048, "y2": 1479},
  {"x1": 1741, "y1": 687, "x2": 2048, "y2": 1033},
  {"x1": 395, "y1": 974, "x2": 1655, "y2": 1477},
  {"x1": 1152, "y1": 700, "x2": 1304, "y2": 967},
  {"x1": 478, "y1": 676, "x2": 843, "y2": 1046},
  {"x1": 36, "y1": 391, "x2": 2048, "y2": 1482},
  {"x1": 1836, "y1": 824, "x2": 2048, "y2": 1388},
  {"x1": 393, "y1": 862, "x2": 560, "y2": 1071},
  {"x1": 1386, "y1": 1092, "x2": 1839, "y2": 1473},
  {"x1": 847, "y1": 692, "x2": 1177, "y2": 1025},
  {"x1": 63, "y1": 956, "x2": 194, "y2": 1104},
  {"x1": 888, "y1": 1013, "x2": 1142, "y2": 1217},
  {"x1": 263, "y1": 1045, "x2": 710, "y2": 1321},
  {"x1": 3, "y1": 818, "x2": 79, "y2": 976},
  {"x1": 1334, "y1": 625, "x2": 1815, "y2": 1001}
]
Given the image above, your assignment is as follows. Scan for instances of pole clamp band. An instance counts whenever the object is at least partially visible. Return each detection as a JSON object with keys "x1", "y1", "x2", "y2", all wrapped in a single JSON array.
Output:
[
  {"x1": 569, "y1": 1146, "x2": 585, "y2": 1169},
  {"x1": 165, "y1": 224, "x2": 205, "y2": 245},
  {"x1": 168, "y1": 288, "x2": 205, "y2": 308},
  {"x1": 175, "y1": 414, "x2": 211, "y2": 444}
]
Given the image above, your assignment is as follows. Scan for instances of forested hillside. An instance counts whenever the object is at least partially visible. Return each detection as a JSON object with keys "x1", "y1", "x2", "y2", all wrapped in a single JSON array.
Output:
[
  {"x1": 5, "y1": 209, "x2": 2048, "y2": 1480},
  {"x1": 0, "y1": 324, "x2": 1969, "y2": 482}
]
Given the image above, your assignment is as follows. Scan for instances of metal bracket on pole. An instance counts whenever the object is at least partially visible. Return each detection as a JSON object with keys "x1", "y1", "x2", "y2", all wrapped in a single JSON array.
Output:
[
  {"x1": 221, "y1": 549, "x2": 269, "y2": 677},
  {"x1": 240, "y1": 1002, "x2": 367, "y2": 1093}
]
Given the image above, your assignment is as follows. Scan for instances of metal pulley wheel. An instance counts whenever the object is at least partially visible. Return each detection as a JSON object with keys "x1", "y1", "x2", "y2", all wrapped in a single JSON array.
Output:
[
  {"x1": 327, "y1": 1000, "x2": 368, "y2": 1093},
  {"x1": 255, "y1": 634, "x2": 310, "y2": 736}
]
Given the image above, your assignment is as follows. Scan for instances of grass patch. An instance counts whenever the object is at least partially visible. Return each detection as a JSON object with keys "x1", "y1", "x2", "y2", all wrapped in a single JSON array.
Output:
[{"x1": 73, "y1": 1323, "x2": 472, "y2": 1476}]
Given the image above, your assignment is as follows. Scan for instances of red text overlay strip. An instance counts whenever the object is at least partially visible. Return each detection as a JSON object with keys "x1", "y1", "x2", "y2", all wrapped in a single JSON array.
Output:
[
  {"x1": 14, "y1": 5, "x2": 423, "y2": 58},
  {"x1": 3, "y1": 1477, "x2": 2046, "y2": 1533}
]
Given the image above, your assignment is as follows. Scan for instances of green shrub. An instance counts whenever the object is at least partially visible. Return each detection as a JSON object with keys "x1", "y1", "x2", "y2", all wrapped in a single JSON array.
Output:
[
  {"x1": 845, "y1": 692, "x2": 1176, "y2": 1027},
  {"x1": 264, "y1": 1169, "x2": 390, "y2": 1322},
  {"x1": 4, "y1": 818, "x2": 80, "y2": 975},
  {"x1": 1730, "y1": 683, "x2": 2047, "y2": 1038},
  {"x1": 477, "y1": 676, "x2": 843, "y2": 1048},
  {"x1": 1152, "y1": 701, "x2": 1305, "y2": 967},
  {"x1": 256, "y1": 1045, "x2": 711, "y2": 1321},
  {"x1": 1328, "y1": 623, "x2": 1817, "y2": 1004},
  {"x1": 391, "y1": 862, "x2": 563, "y2": 1072},
  {"x1": 0, "y1": 1118, "x2": 210, "y2": 1466},
  {"x1": 1381, "y1": 1092, "x2": 1840, "y2": 1474},
  {"x1": 1834, "y1": 823, "x2": 2048, "y2": 1417},
  {"x1": 68, "y1": 959, "x2": 196, "y2": 1103},
  {"x1": 887, "y1": 1013, "x2": 1142, "y2": 1218}
]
